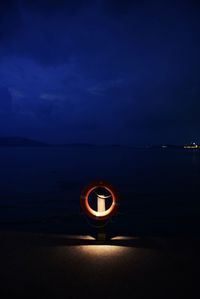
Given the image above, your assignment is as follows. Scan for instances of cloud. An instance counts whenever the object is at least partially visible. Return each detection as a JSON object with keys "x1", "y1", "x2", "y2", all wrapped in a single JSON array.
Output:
[
  {"x1": 87, "y1": 78, "x2": 127, "y2": 96},
  {"x1": 40, "y1": 93, "x2": 66, "y2": 101},
  {"x1": 22, "y1": 0, "x2": 92, "y2": 16},
  {"x1": 0, "y1": 0, "x2": 22, "y2": 41},
  {"x1": 9, "y1": 88, "x2": 26, "y2": 99},
  {"x1": 0, "y1": 56, "x2": 80, "y2": 94},
  {"x1": 0, "y1": 1, "x2": 200, "y2": 143},
  {"x1": 0, "y1": 87, "x2": 13, "y2": 112},
  {"x1": 101, "y1": 0, "x2": 140, "y2": 17}
]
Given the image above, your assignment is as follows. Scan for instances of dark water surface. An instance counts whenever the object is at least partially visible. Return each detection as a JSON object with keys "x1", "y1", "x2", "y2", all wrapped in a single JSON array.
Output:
[{"x1": 0, "y1": 147, "x2": 200, "y2": 236}]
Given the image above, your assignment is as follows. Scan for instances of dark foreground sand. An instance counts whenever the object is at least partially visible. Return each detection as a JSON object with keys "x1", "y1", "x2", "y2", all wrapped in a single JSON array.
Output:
[{"x1": 0, "y1": 231, "x2": 199, "y2": 299}]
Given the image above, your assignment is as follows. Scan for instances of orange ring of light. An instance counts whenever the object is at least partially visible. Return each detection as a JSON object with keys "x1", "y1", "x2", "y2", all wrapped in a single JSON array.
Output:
[{"x1": 80, "y1": 181, "x2": 119, "y2": 221}]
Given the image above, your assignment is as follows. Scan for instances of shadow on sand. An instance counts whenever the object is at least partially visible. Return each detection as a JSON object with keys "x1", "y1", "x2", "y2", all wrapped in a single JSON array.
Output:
[{"x1": 27, "y1": 233, "x2": 192, "y2": 251}]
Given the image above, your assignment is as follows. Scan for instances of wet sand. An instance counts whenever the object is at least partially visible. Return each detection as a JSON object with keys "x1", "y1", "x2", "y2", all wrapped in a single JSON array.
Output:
[{"x1": 0, "y1": 231, "x2": 199, "y2": 298}]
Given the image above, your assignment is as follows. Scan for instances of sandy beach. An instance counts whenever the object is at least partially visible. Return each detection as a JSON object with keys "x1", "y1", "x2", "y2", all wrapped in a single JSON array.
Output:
[{"x1": 0, "y1": 231, "x2": 199, "y2": 298}]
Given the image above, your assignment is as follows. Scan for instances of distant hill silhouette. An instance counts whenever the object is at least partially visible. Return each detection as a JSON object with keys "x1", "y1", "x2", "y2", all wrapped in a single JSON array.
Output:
[
  {"x1": 0, "y1": 137, "x2": 48, "y2": 147},
  {"x1": 61, "y1": 143, "x2": 96, "y2": 147},
  {"x1": 0, "y1": 137, "x2": 187, "y2": 148},
  {"x1": 0, "y1": 137, "x2": 98, "y2": 147}
]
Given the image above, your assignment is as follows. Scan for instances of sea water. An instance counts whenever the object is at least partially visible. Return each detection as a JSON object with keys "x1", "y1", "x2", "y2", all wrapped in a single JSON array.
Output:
[{"x1": 0, "y1": 146, "x2": 199, "y2": 235}]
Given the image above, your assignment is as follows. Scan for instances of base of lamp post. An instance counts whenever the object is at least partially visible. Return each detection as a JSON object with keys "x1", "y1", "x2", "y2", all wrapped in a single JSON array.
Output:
[{"x1": 96, "y1": 227, "x2": 106, "y2": 242}]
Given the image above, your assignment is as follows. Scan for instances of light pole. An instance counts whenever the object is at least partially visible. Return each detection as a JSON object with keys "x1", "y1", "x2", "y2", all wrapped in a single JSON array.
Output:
[{"x1": 80, "y1": 180, "x2": 119, "y2": 242}]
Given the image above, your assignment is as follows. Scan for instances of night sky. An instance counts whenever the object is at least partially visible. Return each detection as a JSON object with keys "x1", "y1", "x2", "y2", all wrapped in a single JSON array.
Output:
[{"x1": 0, "y1": 0, "x2": 200, "y2": 145}]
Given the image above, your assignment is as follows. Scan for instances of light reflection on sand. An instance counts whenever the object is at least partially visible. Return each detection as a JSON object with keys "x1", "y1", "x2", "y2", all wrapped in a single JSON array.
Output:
[
  {"x1": 78, "y1": 245, "x2": 132, "y2": 257},
  {"x1": 64, "y1": 235, "x2": 95, "y2": 240},
  {"x1": 111, "y1": 236, "x2": 138, "y2": 241}
]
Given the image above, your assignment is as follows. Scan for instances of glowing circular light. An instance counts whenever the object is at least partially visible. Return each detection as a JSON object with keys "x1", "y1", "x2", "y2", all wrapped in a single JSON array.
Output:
[{"x1": 80, "y1": 181, "x2": 119, "y2": 221}]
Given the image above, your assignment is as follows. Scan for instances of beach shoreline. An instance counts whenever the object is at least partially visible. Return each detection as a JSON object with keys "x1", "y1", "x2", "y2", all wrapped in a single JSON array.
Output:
[{"x1": 0, "y1": 231, "x2": 199, "y2": 298}]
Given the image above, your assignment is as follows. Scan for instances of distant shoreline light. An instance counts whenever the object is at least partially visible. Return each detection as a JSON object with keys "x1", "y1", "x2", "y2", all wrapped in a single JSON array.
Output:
[{"x1": 184, "y1": 142, "x2": 199, "y2": 149}]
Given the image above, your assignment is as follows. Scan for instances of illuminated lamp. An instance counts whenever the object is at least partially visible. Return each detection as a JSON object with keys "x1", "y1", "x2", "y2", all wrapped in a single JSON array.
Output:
[{"x1": 80, "y1": 180, "x2": 119, "y2": 221}]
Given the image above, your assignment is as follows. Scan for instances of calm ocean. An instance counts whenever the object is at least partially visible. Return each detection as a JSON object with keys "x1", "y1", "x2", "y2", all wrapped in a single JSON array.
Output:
[{"x1": 0, "y1": 147, "x2": 200, "y2": 236}]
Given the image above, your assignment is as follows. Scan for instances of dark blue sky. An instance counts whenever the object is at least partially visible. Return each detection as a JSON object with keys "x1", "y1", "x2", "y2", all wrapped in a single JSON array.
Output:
[{"x1": 0, "y1": 0, "x2": 200, "y2": 144}]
